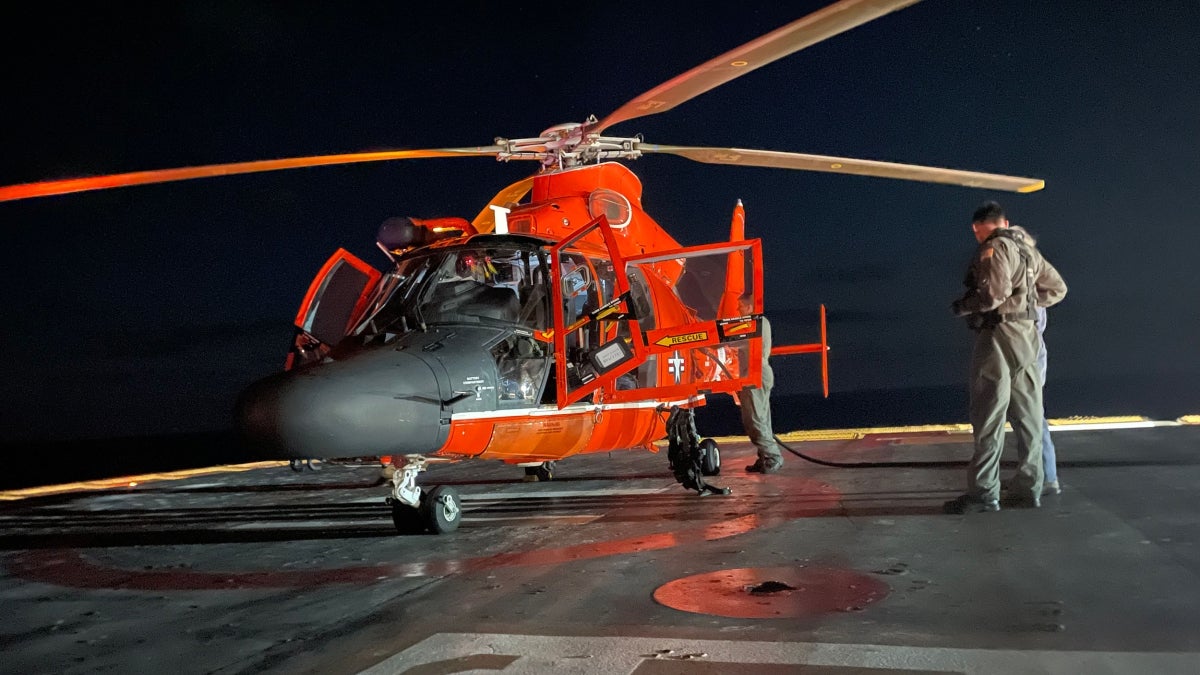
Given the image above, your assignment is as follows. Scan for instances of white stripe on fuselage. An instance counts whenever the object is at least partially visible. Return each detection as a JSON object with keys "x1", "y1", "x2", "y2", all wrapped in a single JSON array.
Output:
[{"x1": 449, "y1": 396, "x2": 705, "y2": 421}]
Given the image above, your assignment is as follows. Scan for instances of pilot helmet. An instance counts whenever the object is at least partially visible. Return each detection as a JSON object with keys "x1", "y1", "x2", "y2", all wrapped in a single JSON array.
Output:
[{"x1": 456, "y1": 252, "x2": 489, "y2": 280}]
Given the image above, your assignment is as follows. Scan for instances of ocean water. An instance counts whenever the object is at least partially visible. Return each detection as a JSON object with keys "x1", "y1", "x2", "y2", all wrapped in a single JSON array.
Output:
[
  {"x1": 699, "y1": 372, "x2": 1199, "y2": 439},
  {"x1": 3, "y1": 373, "x2": 1195, "y2": 491}
]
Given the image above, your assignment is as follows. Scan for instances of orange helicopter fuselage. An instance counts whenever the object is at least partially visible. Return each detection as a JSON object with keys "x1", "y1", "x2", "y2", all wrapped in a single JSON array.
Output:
[
  {"x1": 269, "y1": 160, "x2": 778, "y2": 468},
  {"x1": 419, "y1": 162, "x2": 759, "y2": 464}
]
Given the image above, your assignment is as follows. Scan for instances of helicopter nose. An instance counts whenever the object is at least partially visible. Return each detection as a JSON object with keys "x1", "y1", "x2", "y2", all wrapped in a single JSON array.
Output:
[{"x1": 234, "y1": 351, "x2": 445, "y2": 460}]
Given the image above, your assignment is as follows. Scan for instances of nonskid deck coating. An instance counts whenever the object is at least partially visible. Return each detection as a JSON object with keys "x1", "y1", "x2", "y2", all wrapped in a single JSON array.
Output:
[{"x1": 1, "y1": 422, "x2": 1198, "y2": 674}]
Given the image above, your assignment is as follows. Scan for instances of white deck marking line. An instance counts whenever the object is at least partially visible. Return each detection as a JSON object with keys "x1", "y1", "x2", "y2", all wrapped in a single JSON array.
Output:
[
  {"x1": 462, "y1": 487, "x2": 671, "y2": 501},
  {"x1": 221, "y1": 514, "x2": 604, "y2": 529},
  {"x1": 461, "y1": 515, "x2": 603, "y2": 524},
  {"x1": 343, "y1": 488, "x2": 669, "y2": 505},
  {"x1": 228, "y1": 520, "x2": 389, "y2": 530},
  {"x1": 361, "y1": 633, "x2": 1200, "y2": 675}
]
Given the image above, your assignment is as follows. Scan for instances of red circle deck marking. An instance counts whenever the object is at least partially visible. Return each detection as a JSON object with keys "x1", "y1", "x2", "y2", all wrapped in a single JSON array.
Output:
[{"x1": 653, "y1": 566, "x2": 890, "y2": 618}]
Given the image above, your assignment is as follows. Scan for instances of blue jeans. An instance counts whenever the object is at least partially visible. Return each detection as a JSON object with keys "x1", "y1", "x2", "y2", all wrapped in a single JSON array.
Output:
[
  {"x1": 1041, "y1": 416, "x2": 1057, "y2": 484},
  {"x1": 1035, "y1": 308, "x2": 1057, "y2": 484}
]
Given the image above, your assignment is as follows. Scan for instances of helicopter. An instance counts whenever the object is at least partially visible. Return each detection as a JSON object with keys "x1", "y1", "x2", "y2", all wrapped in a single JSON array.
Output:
[{"x1": 0, "y1": 0, "x2": 1043, "y2": 534}]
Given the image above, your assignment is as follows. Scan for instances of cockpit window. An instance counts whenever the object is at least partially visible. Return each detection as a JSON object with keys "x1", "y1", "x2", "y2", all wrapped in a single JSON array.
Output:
[
  {"x1": 420, "y1": 248, "x2": 521, "y2": 324},
  {"x1": 353, "y1": 254, "x2": 437, "y2": 337},
  {"x1": 355, "y1": 243, "x2": 553, "y2": 338}
]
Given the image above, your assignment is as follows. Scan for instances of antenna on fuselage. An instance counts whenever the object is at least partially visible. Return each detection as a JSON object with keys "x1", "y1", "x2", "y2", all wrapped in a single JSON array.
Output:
[{"x1": 490, "y1": 205, "x2": 511, "y2": 234}]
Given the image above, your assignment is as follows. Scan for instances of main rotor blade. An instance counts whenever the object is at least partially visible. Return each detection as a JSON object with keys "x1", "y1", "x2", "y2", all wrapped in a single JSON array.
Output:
[
  {"x1": 642, "y1": 144, "x2": 1045, "y2": 193},
  {"x1": 0, "y1": 146, "x2": 504, "y2": 203},
  {"x1": 593, "y1": 0, "x2": 922, "y2": 133}
]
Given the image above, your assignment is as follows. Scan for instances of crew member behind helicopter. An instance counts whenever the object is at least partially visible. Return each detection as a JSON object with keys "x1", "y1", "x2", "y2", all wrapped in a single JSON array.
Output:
[{"x1": 737, "y1": 295, "x2": 783, "y2": 474}]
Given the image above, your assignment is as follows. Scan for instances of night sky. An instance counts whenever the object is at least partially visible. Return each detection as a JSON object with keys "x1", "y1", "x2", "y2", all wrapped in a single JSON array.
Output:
[{"x1": 2, "y1": 1, "x2": 1198, "y2": 444}]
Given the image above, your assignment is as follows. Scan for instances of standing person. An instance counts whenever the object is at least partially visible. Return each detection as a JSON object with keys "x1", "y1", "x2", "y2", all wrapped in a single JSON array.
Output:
[
  {"x1": 1033, "y1": 305, "x2": 1061, "y2": 494},
  {"x1": 1008, "y1": 225, "x2": 1062, "y2": 496},
  {"x1": 739, "y1": 296, "x2": 784, "y2": 474},
  {"x1": 945, "y1": 202, "x2": 1067, "y2": 513}
]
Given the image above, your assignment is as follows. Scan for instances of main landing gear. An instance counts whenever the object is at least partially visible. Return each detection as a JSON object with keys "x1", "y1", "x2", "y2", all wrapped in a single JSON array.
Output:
[
  {"x1": 665, "y1": 406, "x2": 729, "y2": 496},
  {"x1": 386, "y1": 455, "x2": 462, "y2": 534}
]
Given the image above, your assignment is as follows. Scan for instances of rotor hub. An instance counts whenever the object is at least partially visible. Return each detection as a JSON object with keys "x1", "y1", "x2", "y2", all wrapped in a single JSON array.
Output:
[{"x1": 495, "y1": 115, "x2": 642, "y2": 171}]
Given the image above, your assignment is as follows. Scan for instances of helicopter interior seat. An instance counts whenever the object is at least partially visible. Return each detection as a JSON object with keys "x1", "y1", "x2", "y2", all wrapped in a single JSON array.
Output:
[
  {"x1": 461, "y1": 284, "x2": 520, "y2": 322},
  {"x1": 516, "y1": 282, "x2": 550, "y2": 329},
  {"x1": 423, "y1": 279, "x2": 519, "y2": 323}
]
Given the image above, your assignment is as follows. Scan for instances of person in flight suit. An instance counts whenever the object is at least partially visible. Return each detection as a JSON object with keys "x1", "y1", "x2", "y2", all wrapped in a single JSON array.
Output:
[
  {"x1": 738, "y1": 296, "x2": 784, "y2": 474},
  {"x1": 944, "y1": 202, "x2": 1067, "y2": 513}
]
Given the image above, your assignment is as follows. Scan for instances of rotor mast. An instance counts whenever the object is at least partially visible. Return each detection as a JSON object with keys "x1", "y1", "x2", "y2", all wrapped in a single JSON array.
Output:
[{"x1": 494, "y1": 117, "x2": 645, "y2": 171}]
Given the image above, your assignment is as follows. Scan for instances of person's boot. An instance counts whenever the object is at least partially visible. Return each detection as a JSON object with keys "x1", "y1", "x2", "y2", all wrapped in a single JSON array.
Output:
[
  {"x1": 744, "y1": 458, "x2": 781, "y2": 474},
  {"x1": 1001, "y1": 492, "x2": 1042, "y2": 509},
  {"x1": 943, "y1": 494, "x2": 1000, "y2": 514}
]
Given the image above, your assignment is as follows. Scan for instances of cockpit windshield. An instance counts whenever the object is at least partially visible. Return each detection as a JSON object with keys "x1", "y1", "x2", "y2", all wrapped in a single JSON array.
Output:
[{"x1": 354, "y1": 242, "x2": 553, "y2": 338}]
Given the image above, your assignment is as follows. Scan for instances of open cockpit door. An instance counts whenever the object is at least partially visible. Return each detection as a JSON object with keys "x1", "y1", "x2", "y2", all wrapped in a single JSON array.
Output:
[
  {"x1": 286, "y1": 248, "x2": 382, "y2": 370},
  {"x1": 605, "y1": 239, "x2": 766, "y2": 403},
  {"x1": 550, "y1": 216, "x2": 648, "y2": 407}
]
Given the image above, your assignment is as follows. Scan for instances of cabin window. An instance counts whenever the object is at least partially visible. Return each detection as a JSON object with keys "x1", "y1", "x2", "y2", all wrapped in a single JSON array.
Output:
[
  {"x1": 587, "y1": 189, "x2": 631, "y2": 229},
  {"x1": 624, "y1": 266, "x2": 657, "y2": 387}
]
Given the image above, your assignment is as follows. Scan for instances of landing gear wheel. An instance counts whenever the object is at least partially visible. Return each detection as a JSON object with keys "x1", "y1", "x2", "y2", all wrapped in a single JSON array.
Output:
[
  {"x1": 699, "y1": 438, "x2": 721, "y2": 476},
  {"x1": 390, "y1": 498, "x2": 426, "y2": 535},
  {"x1": 524, "y1": 461, "x2": 556, "y2": 482},
  {"x1": 665, "y1": 406, "x2": 730, "y2": 496},
  {"x1": 421, "y1": 485, "x2": 462, "y2": 534}
]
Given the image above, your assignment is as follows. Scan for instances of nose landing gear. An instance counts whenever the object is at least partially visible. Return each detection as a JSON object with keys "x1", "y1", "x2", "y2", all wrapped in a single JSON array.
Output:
[{"x1": 387, "y1": 455, "x2": 463, "y2": 534}]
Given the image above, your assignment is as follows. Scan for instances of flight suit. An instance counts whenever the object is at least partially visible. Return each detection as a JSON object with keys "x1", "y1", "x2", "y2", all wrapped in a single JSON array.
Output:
[
  {"x1": 953, "y1": 230, "x2": 1067, "y2": 502},
  {"x1": 739, "y1": 316, "x2": 783, "y2": 469}
]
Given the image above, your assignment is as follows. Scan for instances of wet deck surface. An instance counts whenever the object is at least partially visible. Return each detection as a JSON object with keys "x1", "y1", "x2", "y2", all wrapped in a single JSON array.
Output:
[{"x1": 2, "y1": 423, "x2": 1199, "y2": 674}]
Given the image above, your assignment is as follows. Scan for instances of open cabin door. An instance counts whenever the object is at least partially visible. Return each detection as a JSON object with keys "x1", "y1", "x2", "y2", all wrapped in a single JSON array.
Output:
[
  {"x1": 549, "y1": 216, "x2": 649, "y2": 407},
  {"x1": 286, "y1": 248, "x2": 382, "y2": 370},
  {"x1": 604, "y1": 239, "x2": 766, "y2": 403}
]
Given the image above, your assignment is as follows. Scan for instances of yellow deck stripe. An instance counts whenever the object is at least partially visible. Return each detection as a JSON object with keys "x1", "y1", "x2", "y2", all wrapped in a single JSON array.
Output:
[
  {"x1": 2, "y1": 413, "x2": 1193, "y2": 501},
  {"x1": 0, "y1": 461, "x2": 285, "y2": 502}
]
